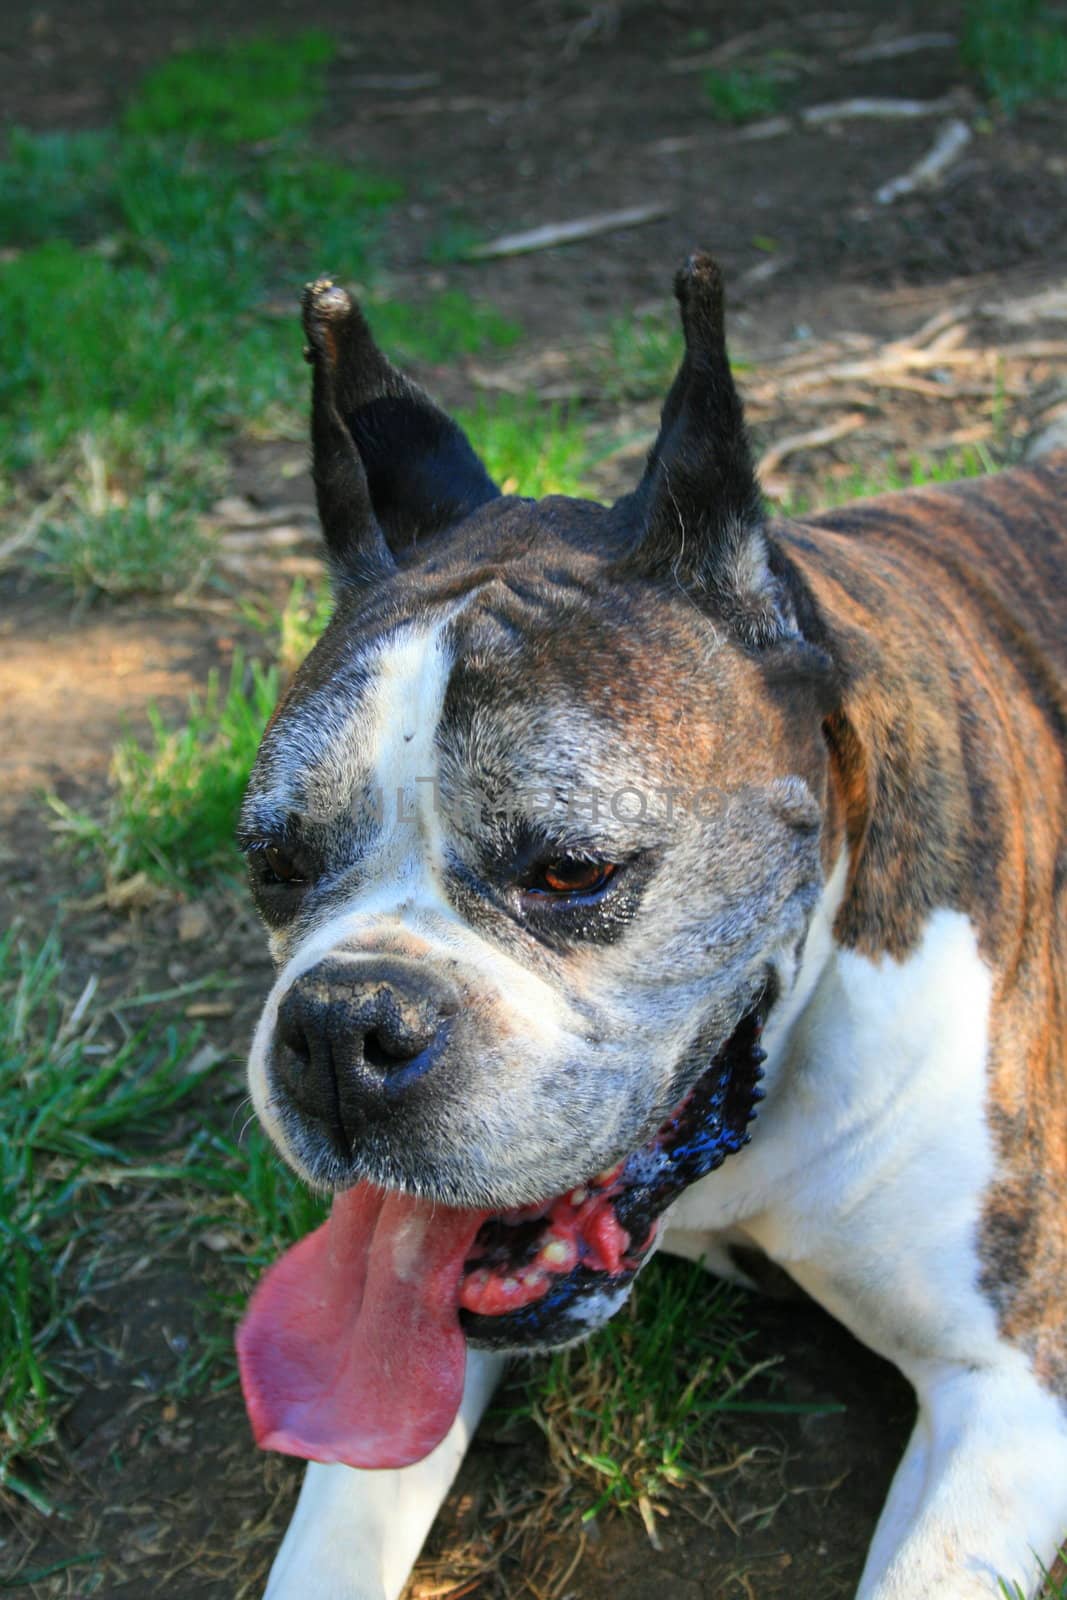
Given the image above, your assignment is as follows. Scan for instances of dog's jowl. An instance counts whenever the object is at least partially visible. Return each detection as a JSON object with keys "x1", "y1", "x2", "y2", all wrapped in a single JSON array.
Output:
[{"x1": 236, "y1": 258, "x2": 1067, "y2": 1599}]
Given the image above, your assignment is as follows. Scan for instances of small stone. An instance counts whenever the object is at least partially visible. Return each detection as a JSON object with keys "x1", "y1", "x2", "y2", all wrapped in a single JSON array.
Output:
[{"x1": 177, "y1": 901, "x2": 212, "y2": 942}]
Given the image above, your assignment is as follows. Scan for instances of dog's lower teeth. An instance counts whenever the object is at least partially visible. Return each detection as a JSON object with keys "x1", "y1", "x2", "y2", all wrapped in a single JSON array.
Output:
[{"x1": 540, "y1": 1238, "x2": 576, "y2": 1267}]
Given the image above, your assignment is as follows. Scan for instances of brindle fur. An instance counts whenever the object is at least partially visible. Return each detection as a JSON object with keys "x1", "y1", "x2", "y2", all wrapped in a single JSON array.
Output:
[{"x1": 785, "y1": 462, "x2": 1067, "y2": 1390}]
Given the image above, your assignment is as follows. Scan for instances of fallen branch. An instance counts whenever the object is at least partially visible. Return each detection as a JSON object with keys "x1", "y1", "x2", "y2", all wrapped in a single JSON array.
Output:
[
  {"x1": 561, "y1": 2, "x2": 621, "y2": 60},
  {"x1": 921, "y1": 422, "x2": 995, "y2": 450},
  {"x1": 740, "y1": 253, "x2": 795, "y2": 287},
  {"x1": 801, "y1": 95, "x2": 959, "y2": 126},
  {"x1": 757, "y1": 412, "x2": 867, "y2": 478},
  {"x1": 884, "y1": 303, "x2": 973, "y2": 352},
  {"x1": 842, "y1": 31, "x2": 955, "y2": 62},
  {"x1": 342, "y1": 72, "x2": 441, "y2": 90},
  {"x1": 921, "y1": 322, "x2": 971, "y2": 356},
  {"x1": 648, "y1": 117, "x2": 791, "y2": 154},
  {"x1": 666, "y1": 24, "x2": 787, "y2": 71},
  {"x1": 217, "y1": 525, "x2": 319, "y2": 551},
  {"x1": 211, "y1": 496, "x2": 317, "y2": 528},
  {"x1": 0, "y1": 484, "x2": 68, "y2": 566},
  {"x1": 466, "y1": 205, "x2": 671, "y2": 260},
  {"x1": 216, "y1": 552, "x2": 323, "y2": 579},
  {"x1": 980, "y1": 285, "x2": 1067, "y2": 325},
  {"x1": 773, "y1": 340, "x2": 1067, "y2": 395},
  {"x1": 373, "y1": 96, "x2": 502, "y2": 117},
  {"x1": 735, "y1": 115, "x2": 793, "y2": 141},
  {"x1": 875, "y1": 118, "x2": 972, "y2": 204}
]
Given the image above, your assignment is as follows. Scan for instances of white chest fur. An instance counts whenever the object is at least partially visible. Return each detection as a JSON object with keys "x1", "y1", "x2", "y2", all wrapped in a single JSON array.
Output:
[
  {"x1": 667, "y1": 883, "x2": 1001, "y2": 1375},
  {"x1": 666, "y1": 885, "x2": 1067, "y2": 1598}
]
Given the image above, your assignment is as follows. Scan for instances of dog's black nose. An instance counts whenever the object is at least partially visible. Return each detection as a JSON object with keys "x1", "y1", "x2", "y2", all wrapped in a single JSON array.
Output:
[{"x1": 274, "y1": 957, "x2": 459, "y2": 1154}]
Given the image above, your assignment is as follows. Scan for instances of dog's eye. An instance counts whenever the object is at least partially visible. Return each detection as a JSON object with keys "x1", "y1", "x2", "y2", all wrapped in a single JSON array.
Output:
[
  {"x1": 526, "y1": 857, "x2": 618, "y2": 897},
  {"x1": 252, "y1": 842, "x2": 307, "y2": 886}
]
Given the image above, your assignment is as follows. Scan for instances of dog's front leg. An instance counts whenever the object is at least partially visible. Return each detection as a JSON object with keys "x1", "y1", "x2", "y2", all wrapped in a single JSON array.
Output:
[
  {"x1": 264, "y1": 1349, "x2": 505, "y2": 1600},
  {"x1": 857, "y1": 1361, "x2": 1067, "y2": 1599}
]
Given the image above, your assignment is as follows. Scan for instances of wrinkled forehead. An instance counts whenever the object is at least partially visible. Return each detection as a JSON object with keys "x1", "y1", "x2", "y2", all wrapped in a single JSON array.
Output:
[{"x1": 245, "y1": 562, "x2": 776, "y2": 839}]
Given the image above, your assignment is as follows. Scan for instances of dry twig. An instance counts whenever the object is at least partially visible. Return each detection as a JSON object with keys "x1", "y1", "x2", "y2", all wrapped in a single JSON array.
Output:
[
  {"x1": 801, "y1": 95, "x2": 960, "y2": 125},
  {"x1": 0, "y1": 483, "x2": 69, "y2": 565},
  {"x1": 466, "y1": 205, "x2": 671, "y2": 260},
  {"x1": 342, "y1": 72, "x2": 441, "y2": 90},
  {"x1": 666, "y1": 23, "x2": 787, "y2": 71},
  {"x1": 875, "y1": 119, "x2": 972, "y2": 205},
  {"x1": 373, "y1": 96, "x2": 502, "y2": 118},
  {"x1": 768, "y1": 341, "x2": 1067, "y2": 397},
  {"x1": 757, "y1": 413, "x2": 868, "y2": 478},
  {"x1": 842, "y1": 31, "x2": 955, "y2": 62}
]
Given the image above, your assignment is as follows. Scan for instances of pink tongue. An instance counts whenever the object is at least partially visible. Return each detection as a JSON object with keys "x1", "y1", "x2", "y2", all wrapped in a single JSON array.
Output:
[{"x1": 236, "y1": 1184, "x2": 488, "y2": 1469}]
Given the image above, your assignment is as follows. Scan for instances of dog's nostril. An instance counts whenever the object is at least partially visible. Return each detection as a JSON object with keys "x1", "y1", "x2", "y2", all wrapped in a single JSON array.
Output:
[
  {"x1": 277, "y1": 1004, "x2": 312, "y2": 1063},
  {"x1": 362, "y1": 1028, "x2": 420, "y2": 1070}
]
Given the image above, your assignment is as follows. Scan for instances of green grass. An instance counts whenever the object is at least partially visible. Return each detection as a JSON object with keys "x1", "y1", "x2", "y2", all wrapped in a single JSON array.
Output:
[
  {"x1": 371, "y1": 290, "x2": 522, "y2": 364},
  {"x1": 0, "y1": 127, "x2": 119, "y2": 247},
  {"x1": 37, "y1": 429, "x2": 217, "y2": 597},
  {"x1": 0, "y1": 140, "x2": 392, "y2": 594},
  {"x1": 162, "y1": 1125, "x2": 329, "y2": 1396},
  {"x1": 703, "y1": 67, "x2": 782, "y2": 124},
  {"x1": 0, "y1": 921, "x2": 328, "y2": 1506},
  {"x1": 0, "y1": 33, "x2": 519, "y2": 597},
  {"x1": 0, "y1": 929, "x2": 214, "y2": 1510},
  {"x1": 123, "y1": 29, "x2": 336, "y2": 144},
  {"x1": 600, "y1": 309, "x2": 684, "y2": 404},
  {"x1": 242, "y1": 573, "x2": 334, "y2": 676},
  {"x1": 41, "y1": 488, "x2": 208, "y2": 598},
  {"x1": 510, "y1": 1259, "x2": 806, "y2": 1537},
  {"x1": 425, "y1": 217, "x2": 487, "y2": 265},
  {"x1": 48, "y1": 573, "x2": 347, "y2": 892},
  {"x1": 0, "y1": 140, "x2": 396, "y2": 462},
  {"x1": 999, "y1": 1554, "x2": 1067, "y2": 1598},
  {"x1": 962, "y1": 0, "x2": 1067, "y2": 114},
  {"x1": 460, "y1": 396, "x2": 595, "y2": 497},
  {"x1": 51, "y1": 653, "x2": 279, "y2": 888},
  {"x1": 777, "y1": 444, "x2": 997, "y2": 516}
]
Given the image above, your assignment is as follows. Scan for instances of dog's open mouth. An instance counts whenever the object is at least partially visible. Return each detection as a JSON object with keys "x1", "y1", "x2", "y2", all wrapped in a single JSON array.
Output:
[
  {"x1": 458, "y1": 1001, "x2": 767, "y2": 1344},
  {"x1": 237, "y1": 999, "x2": 767, "y2": 1472}
]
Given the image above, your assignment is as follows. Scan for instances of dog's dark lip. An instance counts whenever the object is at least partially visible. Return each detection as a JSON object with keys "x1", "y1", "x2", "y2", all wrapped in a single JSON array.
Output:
[{"x1": 458, "y1": 987, "x2": 771, "y2": 1347}]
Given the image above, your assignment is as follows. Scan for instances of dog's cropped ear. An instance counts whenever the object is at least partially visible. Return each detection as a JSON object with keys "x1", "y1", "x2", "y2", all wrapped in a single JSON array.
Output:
[
  {"x1": 613, "y1": 254, "x2": 790, "y2": 646},
  {"x1": 301, "y1": 277, "x2": 500, "y2": 579}
]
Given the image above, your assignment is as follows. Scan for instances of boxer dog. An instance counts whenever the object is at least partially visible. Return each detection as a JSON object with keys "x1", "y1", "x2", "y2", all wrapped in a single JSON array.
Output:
[{"x1": 235, "y1": 257, "x2": 1067, "y2": 1599}]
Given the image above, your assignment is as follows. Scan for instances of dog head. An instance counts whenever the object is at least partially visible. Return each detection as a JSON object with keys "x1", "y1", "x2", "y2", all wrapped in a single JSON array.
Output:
[{"x1": 242, "y1": 258, "x2": 837, "y2": 1356}]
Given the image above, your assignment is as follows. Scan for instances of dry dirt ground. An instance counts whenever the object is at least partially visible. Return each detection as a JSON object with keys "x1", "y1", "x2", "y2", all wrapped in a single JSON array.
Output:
[{"x1": 1, "y1": 1, "x2": 1065, "y2": 1598}]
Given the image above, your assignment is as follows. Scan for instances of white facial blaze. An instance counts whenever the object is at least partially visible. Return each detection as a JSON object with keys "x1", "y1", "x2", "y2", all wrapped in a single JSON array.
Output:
[
  {"x1": 363, "y1": 625, "x2": 452, "y2": 898},
  {"x1": 247, "y1": 620, "x2": 574, "y2": 1167}
]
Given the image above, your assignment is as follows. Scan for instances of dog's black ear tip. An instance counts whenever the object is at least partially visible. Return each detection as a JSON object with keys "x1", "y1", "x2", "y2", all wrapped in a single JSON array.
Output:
[
  {"x1": 675, "y1": 250, "x2": 723, "y2": 291},
  {"x1": 301, "y1": 276, "x2": 357, "y2": 355},
  {"x1": 673, "y1": 252, "x2": 726, "y2": 337}
]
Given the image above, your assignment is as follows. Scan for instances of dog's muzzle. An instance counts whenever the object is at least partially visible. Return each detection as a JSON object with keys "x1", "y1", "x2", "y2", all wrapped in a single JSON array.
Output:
[
  {"x1": 459, "y1": 995, "x2": 769, "y2": 1350},
  {"x1": 272, "y1": 955, "x2": 460, "y2": 1156},
  {"x1": 239, "y1": 976, "x2": 770, "y2": 1475}
]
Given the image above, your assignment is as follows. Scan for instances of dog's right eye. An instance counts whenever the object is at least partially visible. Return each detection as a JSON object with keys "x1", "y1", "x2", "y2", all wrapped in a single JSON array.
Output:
[
  {"x1": 246, "y1": 841, "x2": 308, "y2": 887},
  {"x1": 263, "y1": 844, "x2": 305, "y2": 884}
]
